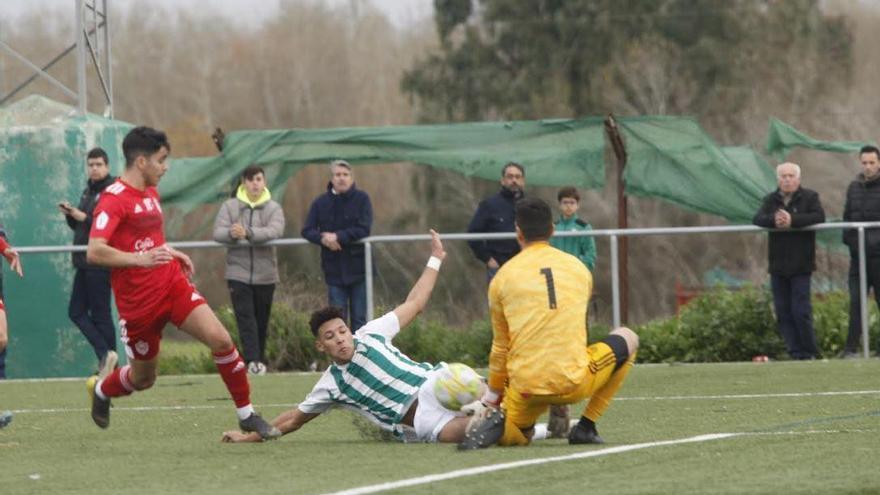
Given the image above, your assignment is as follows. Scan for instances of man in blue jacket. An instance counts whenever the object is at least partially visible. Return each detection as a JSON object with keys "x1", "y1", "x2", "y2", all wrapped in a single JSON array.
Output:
[
  {"x1": 467, "y1": 162, "x2": 525, "y2": 281},
  {"x1": 302, "y1": 160, "x2": 373, "y2": 332}
]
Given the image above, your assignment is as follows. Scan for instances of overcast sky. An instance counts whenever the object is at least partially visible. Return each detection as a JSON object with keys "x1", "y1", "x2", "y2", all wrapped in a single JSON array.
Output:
[{"x1": 0, "y1": 0, "x2": 434, "y2": 29}]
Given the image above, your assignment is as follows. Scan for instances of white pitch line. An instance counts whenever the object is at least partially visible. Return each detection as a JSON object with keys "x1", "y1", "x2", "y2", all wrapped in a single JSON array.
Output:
[
  {"x1": 616, "y1": 390, "x2": 880, "y2": 401},
  {"x1": 9, "y1": 403, "x2": 299, "y2": 414},
  {"x1": 9, "y1": 389, "x2": 880, "y2": 414},
  {"x1": 322, "y1": 433, "x2": 739, "y2": 495}
]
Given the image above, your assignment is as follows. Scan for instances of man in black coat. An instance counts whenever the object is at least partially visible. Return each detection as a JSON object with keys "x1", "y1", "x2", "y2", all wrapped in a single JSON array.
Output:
[
  {"x1": 842, "y1": 145, "x2": 880, "y2": 357},
  {"x1": 467, "y1": 162, "x2": 525, "y2": 281},
  {"x1": 59, "y1": 148, "x2": 117, "y2": 370},
  {"x1": 753, "y1": 162, "x2": 825, "y2": 360}
]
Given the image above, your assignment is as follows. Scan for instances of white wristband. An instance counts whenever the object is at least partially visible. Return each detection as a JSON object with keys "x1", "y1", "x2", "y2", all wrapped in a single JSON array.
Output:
[{"x1": 426, "y1": 256, "x2": 442, "y2": 271}]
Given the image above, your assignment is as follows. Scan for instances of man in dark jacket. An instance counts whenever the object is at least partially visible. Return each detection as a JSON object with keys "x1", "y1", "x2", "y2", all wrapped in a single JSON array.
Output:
[
  {"x1": 214, "y1": 165, "x2": 285, "y2": 375},
  {"x1": 842, "y1": 145, "x2": 880, "y2": 358},
  {"x1": 302, "y1": 160, "x2": 373, "y2": 332},
  {"x1": 753, "y1": 162, "x2": 825, "y2": 360},
  {"x1": 59, "y1": 147, "x2": 116, "y2": 369},
  {"x1": 467, "y1": 162, "x2": 525, "y2": 281}
]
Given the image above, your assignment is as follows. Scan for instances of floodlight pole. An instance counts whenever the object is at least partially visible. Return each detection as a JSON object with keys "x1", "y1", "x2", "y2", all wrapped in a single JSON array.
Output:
[
  {"x1": 605, "y1": 114, "x2": 629, "y2": 325},
  {"x1": 0, "y1": 0, "x2": 112, "y2": 117},
  {"x1": 75, "y1": 0, "x2": 87, "y2": 115}
]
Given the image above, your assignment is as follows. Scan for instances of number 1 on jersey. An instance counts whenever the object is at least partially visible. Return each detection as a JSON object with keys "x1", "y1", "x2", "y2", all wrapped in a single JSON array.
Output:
[{"x1": 540, "y1": 267, "x2": 557, "y2": 309}]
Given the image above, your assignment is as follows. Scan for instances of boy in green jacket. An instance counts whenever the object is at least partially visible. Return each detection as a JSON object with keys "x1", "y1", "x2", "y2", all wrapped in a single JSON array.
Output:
[{"x1": 550, "y1": 187, "x2": 596, "y2": 272}]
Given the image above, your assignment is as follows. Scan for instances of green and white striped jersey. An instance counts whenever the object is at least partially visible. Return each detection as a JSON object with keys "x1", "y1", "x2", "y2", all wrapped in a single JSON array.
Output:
[{"x1": 298, "y1": 312, "x2": 433, "y2": 432}]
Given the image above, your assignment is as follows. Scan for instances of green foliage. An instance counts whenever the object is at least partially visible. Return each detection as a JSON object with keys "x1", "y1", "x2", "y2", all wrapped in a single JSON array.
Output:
[
  {"x1": 217, "y1": 304, "x2": 324, "y2": 371},
  {"x1": 636, "y1": 287, "x2": 880, "y2": 363},
  {"x1": 159, "y1": 287, "x2": 878, "y2": 373},
  {"x1": 158, "y1": 341, "x2": 216, "y2": 375},
  {"x1": 404, "y1": 0, "x2": 852, "y2": 128},
  {"x1": 392, "y1": 316, "x2": 493, "y2": 367}
]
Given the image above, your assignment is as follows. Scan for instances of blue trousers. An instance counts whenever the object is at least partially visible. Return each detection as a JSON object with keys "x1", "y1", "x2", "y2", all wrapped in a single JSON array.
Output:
[
  {"x1": 770, "y1": 273, "x2": 818, "y2": 359},
  {"x1": 68, "y1": 268, "x2": 116, "y2": 365},
  {"x1": 328, "y1": 281, "x2": 367, "y2": 332}
]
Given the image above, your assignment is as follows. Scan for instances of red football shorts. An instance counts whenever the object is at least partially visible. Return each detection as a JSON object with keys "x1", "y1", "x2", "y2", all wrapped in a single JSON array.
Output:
[{"x1": 119, "y1": 277, "x2": 206, "y2": 361}]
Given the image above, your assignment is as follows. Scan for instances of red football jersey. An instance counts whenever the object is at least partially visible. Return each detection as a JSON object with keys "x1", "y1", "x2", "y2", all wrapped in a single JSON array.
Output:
[
  {"x1": 0, "y1": 236, "x2": 11, "y2": 262},
  {"x1": 89, "y1": 179, "x2": 186, "y2": 315}
]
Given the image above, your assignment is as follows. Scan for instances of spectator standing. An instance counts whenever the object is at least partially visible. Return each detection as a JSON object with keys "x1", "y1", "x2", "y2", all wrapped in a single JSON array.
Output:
[
  {"x1": 467, "y1": 162, "x2": 525, "y2": 281},
  {"x1": 213, "y1": 165, "x2": 285, "y2": 375},
  {"x1": 302, "y1": 160, "x2": 373, "y2": 332},
  {"x1": 59, "y1": 147, "x2": 117, "y2": 371},
  {"x1": 842, "y1": 145, "x2": 880, "y2": 358},
  {"x1": 550, "y1": 186, "x2": 597, "y2": 272},
  {"x1": 752, "y1": 162, "x2": 825, "y2": 360}
]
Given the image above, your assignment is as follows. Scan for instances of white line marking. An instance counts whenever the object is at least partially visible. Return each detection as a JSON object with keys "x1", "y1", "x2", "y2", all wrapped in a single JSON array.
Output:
[
  {"x1": 323, "y1": 428, "x2": 880, "y2": 495},
  {"x1": 322, "y1": 433, "x2": 739, "y2": 495},
  {"x1": 10, "y1": 403, "x2": 299, "y2": 414},
  {"x1": 9, "y1": 389, "x2": 880, "y2": 415},
  {"x1": 616, "y1": 390, "x2": 880, "y2": 401}
]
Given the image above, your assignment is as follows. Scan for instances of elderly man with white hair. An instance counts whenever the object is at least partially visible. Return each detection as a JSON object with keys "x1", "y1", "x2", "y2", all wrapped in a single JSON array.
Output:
[{"x1": 753, "y1": 162, "x2": 825, "y2": 360}]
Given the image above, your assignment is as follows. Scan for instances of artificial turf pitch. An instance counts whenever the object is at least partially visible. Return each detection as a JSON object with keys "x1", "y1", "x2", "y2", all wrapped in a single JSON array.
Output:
[{"x1": 1, "y1": 359, "x2": 878, "y2": 494}]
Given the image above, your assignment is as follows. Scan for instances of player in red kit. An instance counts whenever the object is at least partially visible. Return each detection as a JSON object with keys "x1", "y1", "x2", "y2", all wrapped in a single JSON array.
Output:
[
  {"x1": 0, "y1": 235, "x2": 23, "y2": 428},
  {"x1": 85, "y1": 126, "x2": 280, "y2": 439}
]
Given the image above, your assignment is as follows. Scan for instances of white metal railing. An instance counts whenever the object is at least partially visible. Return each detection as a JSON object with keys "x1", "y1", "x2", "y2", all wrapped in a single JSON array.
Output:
[{"x1": 15, "y1": 221, "x2": 880, "y2": 358}]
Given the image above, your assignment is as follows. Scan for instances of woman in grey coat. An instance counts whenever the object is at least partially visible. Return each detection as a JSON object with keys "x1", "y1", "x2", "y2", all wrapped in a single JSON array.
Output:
[{"x1": 213, "y1": 165, "x2": 285, "y2": 375}]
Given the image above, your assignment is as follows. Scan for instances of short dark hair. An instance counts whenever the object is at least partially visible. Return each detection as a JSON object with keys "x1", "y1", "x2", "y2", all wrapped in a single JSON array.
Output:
[
  {"x1": 122, "y1": 126, "x2": 170, "y2": 168},
  {"x1": 502, "y1": 162, "x2": 525, "y2": 178},
  {"x1": 515, "y1": 197, "x2": 553, "y2": 241},
  {"x1": 860, "y1": 145, "x2": 880, "y2": 158},
  {"x1": 241, "y1": 164, "x2": 265, "y2": 181},
  {"x1": 557, "y1": 186, "x2": 580, "y2": 202},
  {"x1": 309, "y1": 306, "x2": 346, "y2": 337},
  {"x1": 87, "y1": 147, "x2": 108, "y2": 164}
]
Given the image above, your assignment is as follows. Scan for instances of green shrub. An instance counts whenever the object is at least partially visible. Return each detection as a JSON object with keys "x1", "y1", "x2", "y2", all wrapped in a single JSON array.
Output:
[
  {"x1": 812, "y1": 290, "x2": 879, "y2": 356},
  {"x1": 217, "y1": 304, "x2": 325, "y2": 371},
  {"x1": 158, "y1": 340, "x2": 216, "y2": 375},
  {"x1": 393, "y1": 317, "x2": 493, "y2": 367},
  {"x1": 635, "y1": 287, "x2": 880, "y2": 363},
  {"x1": 636, "y1": 286, "x2": 784, "y2": 363}
]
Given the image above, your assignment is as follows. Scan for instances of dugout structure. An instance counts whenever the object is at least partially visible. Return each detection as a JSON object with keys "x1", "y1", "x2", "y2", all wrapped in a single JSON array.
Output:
[{"x1": 0, "y1": 95, "x2": 130, "y2": 378}]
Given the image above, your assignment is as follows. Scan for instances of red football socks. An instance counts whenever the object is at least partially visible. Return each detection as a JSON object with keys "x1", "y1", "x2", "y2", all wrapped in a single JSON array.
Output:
[{"x1": 213, "y1": 347, "x2": 251, "y2": 408}]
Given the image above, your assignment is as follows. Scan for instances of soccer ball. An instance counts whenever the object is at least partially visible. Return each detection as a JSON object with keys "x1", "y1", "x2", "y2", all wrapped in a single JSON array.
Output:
[{"x1": 433, "y1": 363, "x2": 486, "y2": 411}]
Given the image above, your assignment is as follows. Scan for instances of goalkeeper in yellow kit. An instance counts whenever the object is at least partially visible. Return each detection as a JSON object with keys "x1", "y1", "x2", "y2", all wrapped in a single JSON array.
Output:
[{"x1": 459, "y1": 197, "x2": 639, "y2": 449}]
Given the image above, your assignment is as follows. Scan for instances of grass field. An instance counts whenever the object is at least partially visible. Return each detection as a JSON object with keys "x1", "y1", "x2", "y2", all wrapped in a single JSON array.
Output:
[{"x1": 1, "y1": 359, "x2": 878, "y2": 494}]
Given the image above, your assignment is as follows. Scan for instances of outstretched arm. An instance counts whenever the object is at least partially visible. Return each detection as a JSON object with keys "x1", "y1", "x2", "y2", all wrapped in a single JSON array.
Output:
[
  {"x1": 392, "y1": 229, "x2": 447, "y2": 329},
  {"x1": 87, "y1": 237, "x2": 173, "y2": 268},
  {"x1": 222, "y1": 408, "x2": 319, "y2": 443}
]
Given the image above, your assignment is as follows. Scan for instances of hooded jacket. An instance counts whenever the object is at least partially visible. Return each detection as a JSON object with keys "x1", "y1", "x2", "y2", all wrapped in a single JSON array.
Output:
[
  {"x1": 301, "y1": 183, "x2": 373, "y2": 286},
  {"x1": 67, "y1": 174, "x2": 115, "y2": 269},
  {"x1": 213, "y1": 185, "x2": 285, "y2": 285},
  {"x1": 752, "y1": 187, "x2": 825, "y2": 276}
]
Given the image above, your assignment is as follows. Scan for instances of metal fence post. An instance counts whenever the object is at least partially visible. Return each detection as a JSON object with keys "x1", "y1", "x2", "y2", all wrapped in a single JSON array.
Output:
[
  {"x1": 858, "y1": 227, "x2": 869, "y2": 358},
  {"x1": 610, "y1": 234, "x2": 621, "y2": 328},
  {"x1": 365, "y1": 240, "x2": 374, "y2": 321}
]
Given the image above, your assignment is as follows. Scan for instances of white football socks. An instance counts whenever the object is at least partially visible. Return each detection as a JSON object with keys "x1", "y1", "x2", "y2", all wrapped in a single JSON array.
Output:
[
  {"x1": 236, "y1": 404, "x2": 255, "y2": 421},
  {"x1": 532, "y1": 423, "x2": 549, "y2": 440}
]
